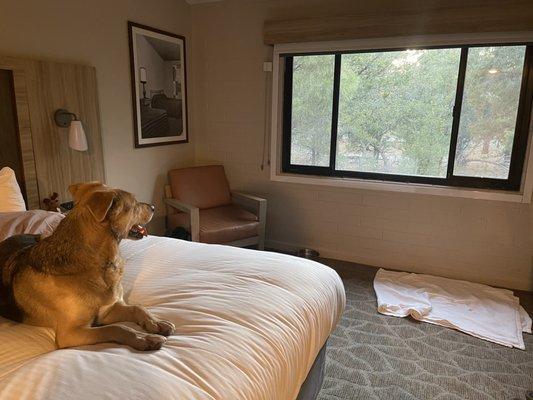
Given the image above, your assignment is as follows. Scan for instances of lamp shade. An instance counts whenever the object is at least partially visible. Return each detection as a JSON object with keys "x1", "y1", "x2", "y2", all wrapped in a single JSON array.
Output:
[
  {"x1": 172, "y1": 66, "x2": 180, "y2": 83},
  {"x1": 68, "y1": 120, "x2": 88, "y2": 151},
  {"x1": 139, "y1": 67, "x2": 147, "y2": 83}
]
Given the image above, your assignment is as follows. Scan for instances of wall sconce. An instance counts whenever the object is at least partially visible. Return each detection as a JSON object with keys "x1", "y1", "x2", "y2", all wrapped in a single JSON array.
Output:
[
  {"x1": 139, "y1": 67, "x2": 147, "y2": 99},
  {"x1": 172, "y1": 64, "x2": 180, "y2": 99},
  {"x1": 54, "y1": 109, "x2": 88, "y2": 152}
]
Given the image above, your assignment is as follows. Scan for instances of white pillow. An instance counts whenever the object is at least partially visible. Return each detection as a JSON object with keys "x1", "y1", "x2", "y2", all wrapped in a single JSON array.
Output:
[
  {"x1": 0, "y1": 210, "x2": 65, "y2": 242},
  {"x1": 0, "y1": 167, "x2": 26, "y2": 212}
]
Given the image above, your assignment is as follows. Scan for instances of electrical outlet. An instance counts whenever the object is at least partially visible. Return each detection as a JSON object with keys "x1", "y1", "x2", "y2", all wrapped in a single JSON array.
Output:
[{"x1": 263, "y1": 62, "x2": 273, "y2": 72}]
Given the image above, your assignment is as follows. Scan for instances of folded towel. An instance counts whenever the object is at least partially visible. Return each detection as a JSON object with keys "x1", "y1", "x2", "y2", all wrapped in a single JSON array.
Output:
[{"x1": 374, "y1": 269, "x2": 532, "y2": 349}]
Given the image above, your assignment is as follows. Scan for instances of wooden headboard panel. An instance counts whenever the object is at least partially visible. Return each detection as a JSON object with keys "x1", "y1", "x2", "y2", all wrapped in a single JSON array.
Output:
[
  {"x1": 0, "y1": 56, "x2": 40, "y2": 209},
  {"x1": 0, "y1": 55, "x2": 105, "y2": 208}
]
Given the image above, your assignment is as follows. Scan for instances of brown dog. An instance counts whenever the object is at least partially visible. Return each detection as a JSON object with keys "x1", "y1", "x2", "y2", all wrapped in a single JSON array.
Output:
[{"x1": 0, "y1": 182, "x2": 175, "y2": 351}]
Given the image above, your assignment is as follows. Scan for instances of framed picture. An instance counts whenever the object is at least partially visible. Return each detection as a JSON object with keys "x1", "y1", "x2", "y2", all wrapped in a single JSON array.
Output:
[{"x1": 128, "y1": 21, "x2": 188, "y2": 148}]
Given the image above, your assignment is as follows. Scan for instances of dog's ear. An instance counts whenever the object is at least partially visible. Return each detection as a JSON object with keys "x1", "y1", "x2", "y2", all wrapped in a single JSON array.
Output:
[
  {"x1": 68, "y1": 183, "x2": 81, "y2": 198},
  {"x1": 85, "y1": 191, "x2": 115, "y2": 222},
  {"x1": 69, "y1": 182, "x2": 105, "y2": 202}
]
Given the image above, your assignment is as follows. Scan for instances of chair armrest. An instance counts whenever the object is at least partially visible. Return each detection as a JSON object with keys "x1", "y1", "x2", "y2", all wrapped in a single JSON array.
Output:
[
  {"x1": 231, "y1": 192, "x2": 267, "y2": 249},
  {"x1": 164, "y1": 198, "x2": 198, "y2": 213},
  {"x1": 163, "y1": 198, "x2": 200, "y2": 242},
  {"x1": 231, "y1": 192, "x2": 266, "y2": 214}
]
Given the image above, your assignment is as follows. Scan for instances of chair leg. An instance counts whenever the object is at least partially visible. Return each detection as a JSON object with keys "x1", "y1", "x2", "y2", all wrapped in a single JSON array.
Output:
[
  {"x1": 258, "y1": 202, "x2": 266, "y2": 250},
  {"x1": 258, "y1": 233, "x2": 265, "y2": 250}
]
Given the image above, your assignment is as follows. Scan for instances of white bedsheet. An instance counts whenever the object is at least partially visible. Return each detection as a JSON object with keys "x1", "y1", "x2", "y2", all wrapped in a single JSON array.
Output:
[
  {"x1": 0, "y1": 237, "x2": 345, "y2": 399},
  {"x1": 374, "y1": 268, "x2": 531, "y2": 349}
]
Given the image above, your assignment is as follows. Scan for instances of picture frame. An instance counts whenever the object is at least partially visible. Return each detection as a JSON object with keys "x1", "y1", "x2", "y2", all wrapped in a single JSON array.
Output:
[{"x1": 128, "y1": 21, "x2": 188, "y2": 148}]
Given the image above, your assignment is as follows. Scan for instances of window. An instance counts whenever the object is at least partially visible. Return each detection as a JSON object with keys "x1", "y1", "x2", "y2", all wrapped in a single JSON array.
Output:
[{"x1": 282, "y1": 44, "x2": 533, "y2": 191}]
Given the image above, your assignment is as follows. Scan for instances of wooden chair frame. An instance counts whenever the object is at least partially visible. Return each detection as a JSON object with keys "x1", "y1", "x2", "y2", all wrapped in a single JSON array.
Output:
[{"x1": 164, "y1": 185, "x2": 267, "y2": 249}]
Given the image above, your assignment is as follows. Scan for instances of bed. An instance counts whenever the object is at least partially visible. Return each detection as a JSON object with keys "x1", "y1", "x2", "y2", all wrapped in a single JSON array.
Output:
[
  {"x1": 140, "y1": 104, "x2": 170, "y2": 138},
  {"x1": 0, "y1": 236, "x2": 345, "y2": 399}
]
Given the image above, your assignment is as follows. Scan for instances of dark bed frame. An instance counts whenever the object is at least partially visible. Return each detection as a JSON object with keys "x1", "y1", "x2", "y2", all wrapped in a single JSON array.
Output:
[{"x1": 297, "y1": 342, "x2": 327, "y2": 400}]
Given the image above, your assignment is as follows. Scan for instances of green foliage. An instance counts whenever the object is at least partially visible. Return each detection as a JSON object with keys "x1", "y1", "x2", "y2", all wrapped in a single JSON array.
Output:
[
  {"x1": 291, "y1": 55, "x2": 334, "y2": 166},
  {"x1": 289, "y1": 46, "x2": 526, "y2": 179},
  {"x1": 337, "y1": 49, "x2": 459, "y2": 177},
  {"x1": 455, "y1": 46, "x2": 525, "y2": 178}
]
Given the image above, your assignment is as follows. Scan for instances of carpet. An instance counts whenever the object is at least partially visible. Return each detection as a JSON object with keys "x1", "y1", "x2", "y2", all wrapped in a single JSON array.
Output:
[{"x1": 318, "y1": 274, "x2": 533, "y2": 400}]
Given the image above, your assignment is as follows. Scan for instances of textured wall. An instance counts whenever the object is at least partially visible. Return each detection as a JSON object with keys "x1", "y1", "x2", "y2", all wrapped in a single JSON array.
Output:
[
  {"x1": 0, "y1": 0, "x2": 195, "y2": 233},
  {"x1": 191, "y1": 0, "x2": 533, "y2": 291},
  {"x1": 0, "y1": 0, "x2": 530, "y2": 290}
]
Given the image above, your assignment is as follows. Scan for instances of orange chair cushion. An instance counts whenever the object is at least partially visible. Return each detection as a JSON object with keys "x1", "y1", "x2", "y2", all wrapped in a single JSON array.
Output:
[
  {"x1": 168, "y1": 165, "x2": 231, "y2": 210},
  {"x1": 167, "y1": 204, "x2": 259, "y2": 244}
]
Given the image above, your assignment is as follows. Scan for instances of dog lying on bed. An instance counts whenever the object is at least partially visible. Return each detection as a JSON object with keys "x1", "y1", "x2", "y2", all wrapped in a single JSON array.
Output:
[{"x1": 0, "y1": 182, "x2": 175, "y2": 351}]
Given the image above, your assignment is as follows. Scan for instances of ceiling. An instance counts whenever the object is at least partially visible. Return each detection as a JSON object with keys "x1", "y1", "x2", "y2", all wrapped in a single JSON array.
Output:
[{"x1": 145, "y1": 36, "x2": 181, "y2": 61}]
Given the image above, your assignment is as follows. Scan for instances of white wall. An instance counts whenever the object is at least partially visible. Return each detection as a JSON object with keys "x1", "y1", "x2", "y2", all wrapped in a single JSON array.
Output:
[
  {"x1": 0, "y1": 0, "x2": 530, "y2": 290},
  {"x1": 191, "y1": 0, "x2": 533, "y2": 291},
  {"x1": 0, "y1": 0, "x2": 195, "y2": 233}
]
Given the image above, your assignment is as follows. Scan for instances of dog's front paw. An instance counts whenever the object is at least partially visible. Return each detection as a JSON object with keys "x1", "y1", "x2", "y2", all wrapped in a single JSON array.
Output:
[
  {"x1": 141, "y1": 318, "x2": 175, "y2": 337},
  {"x1": 155, "y1": 320, "x2": 175, "y2": 336},
  {"x1": 132, "y1": 333, "x2": 167, "y2": 351}
]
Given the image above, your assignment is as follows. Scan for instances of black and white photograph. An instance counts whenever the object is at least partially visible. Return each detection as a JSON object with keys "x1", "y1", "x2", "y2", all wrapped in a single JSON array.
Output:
[{"x1": 128, "y1": 21, "x2": 188, "y2": 147}]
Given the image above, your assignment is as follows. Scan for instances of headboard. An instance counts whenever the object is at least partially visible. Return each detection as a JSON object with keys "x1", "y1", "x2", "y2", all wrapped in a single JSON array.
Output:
[
  {"x1": 0, "y1": 55, "x2": 105, "y2": 209},
  {"x1": 0, "y1": 56, "x2": 40, "y2": 208},
  {"x1": 0, "y1": 69, "x2": 26, "y2": 200},
  {"x1": 150, "y1": 89, "x2": 164, "y2": 96}
]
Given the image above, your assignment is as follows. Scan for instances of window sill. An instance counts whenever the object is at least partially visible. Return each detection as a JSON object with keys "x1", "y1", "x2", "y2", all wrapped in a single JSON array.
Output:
[{"x1": 271, "y1": 171, "x2": 531, "y2": 203}]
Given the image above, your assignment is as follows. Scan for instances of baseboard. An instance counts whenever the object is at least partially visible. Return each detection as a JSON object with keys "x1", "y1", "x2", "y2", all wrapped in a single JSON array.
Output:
[
  {"x1": 265, "y1": 239, "x2": 300, "y2": 253},
  {"x1": 265, "y1": 239, "x2": 378, "y2": 266},
  {"x1": 265, "y1": 239, "x2": 530, "y2": 292}
]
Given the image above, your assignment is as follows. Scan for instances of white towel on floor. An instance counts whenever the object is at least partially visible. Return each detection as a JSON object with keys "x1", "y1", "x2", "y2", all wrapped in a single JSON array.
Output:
[{"x1": 373, "y1": 269, "x2": 532, "y2": 349}]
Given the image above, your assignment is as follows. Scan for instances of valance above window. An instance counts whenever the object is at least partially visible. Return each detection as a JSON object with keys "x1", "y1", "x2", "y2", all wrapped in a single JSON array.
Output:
[{"x1": 263, "y1": 0, "x2": 533, "y2": 45}]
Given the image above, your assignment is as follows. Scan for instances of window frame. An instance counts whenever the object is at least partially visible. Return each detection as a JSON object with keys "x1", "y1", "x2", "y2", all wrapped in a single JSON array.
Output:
[{"x1": 281, "y1": 43, "x2": 533, "y2": 191}]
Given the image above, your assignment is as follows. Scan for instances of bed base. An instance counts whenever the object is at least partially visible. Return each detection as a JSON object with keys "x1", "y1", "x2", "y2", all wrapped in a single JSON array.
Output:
[{"x1": 296, "y1": 342, "x2": 327, "y2": 400}]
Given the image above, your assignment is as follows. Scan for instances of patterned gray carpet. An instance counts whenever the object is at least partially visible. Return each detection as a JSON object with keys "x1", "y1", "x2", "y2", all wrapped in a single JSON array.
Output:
[{"x1": 318, "y1": 276, "x2": 533, "y2": 400}]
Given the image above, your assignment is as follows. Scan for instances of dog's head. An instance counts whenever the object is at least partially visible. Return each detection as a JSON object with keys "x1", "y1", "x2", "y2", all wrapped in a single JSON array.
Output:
[{"x1": 68, "y1": 182, "x2": 154, "y2": 240}]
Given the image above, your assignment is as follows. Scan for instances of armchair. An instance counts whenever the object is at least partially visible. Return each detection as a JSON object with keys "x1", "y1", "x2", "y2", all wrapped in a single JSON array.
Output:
[{"x1": 164, "y1": 165, "x2": 266, "y2": 249}]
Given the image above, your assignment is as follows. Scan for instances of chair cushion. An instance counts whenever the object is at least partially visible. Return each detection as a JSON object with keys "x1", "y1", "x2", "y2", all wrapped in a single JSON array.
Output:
[
  {"x1": 167, "y1": 204, "x2": 259, "y2": 244},
  {"x1": 168, "y1": 165, "x2": 231, "y2": 210}
]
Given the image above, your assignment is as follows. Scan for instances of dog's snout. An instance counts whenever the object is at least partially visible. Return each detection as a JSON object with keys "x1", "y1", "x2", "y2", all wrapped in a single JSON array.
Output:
[{"x1": 140, "y1": 202, "x2": 155, "y2": 212}]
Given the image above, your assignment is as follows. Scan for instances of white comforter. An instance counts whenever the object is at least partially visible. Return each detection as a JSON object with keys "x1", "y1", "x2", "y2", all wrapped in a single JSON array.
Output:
[{"x1": 0, "y1": 237, "x2": 345, "y2": 399}]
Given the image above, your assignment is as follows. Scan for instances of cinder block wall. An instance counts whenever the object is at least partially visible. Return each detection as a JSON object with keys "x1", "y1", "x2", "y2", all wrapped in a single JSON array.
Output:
[{"x1": 191, "y1": 0, "x2": 533, "y2": 291}]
